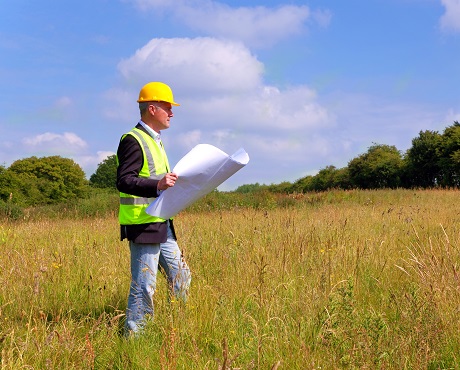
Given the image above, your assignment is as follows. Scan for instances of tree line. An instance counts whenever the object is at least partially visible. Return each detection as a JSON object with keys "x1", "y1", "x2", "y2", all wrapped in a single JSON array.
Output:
[
  {"x1": 0, "y1": 121, "x2": 458, "y2": 210},
  {"x1": 235, "y1": 121, "x2": 460, "y2": 193}
]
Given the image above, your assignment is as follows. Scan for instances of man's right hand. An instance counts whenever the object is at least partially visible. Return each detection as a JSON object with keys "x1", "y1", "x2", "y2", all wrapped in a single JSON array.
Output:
[{"x1": 157, "y1": 172, "x2": 178, "y2": 191}]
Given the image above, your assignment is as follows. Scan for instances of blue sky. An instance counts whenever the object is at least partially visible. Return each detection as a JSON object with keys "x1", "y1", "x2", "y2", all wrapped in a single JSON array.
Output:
[{"x1": 1, "y1": 0, "x2": 459, "y2": 190}]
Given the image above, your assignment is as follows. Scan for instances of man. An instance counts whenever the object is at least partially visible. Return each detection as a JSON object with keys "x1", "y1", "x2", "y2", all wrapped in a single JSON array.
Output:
[{"x1": 116, "y1": 81, "x2": 191, "y2": 335}]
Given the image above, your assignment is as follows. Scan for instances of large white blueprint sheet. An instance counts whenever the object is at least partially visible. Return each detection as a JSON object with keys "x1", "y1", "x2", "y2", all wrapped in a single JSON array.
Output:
[{"x1": 146, "y1": 144, "x2": 250, "y2": 219}]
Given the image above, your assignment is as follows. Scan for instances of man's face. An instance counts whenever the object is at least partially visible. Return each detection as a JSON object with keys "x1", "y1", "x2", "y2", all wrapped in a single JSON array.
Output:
[{"x1": 149, "y1": 102, "x2": 173, "y2": 131}]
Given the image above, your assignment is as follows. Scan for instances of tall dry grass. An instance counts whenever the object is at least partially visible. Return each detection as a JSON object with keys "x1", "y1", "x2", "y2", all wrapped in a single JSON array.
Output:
[{"x1": 0, "y1": 189, "x2": 459, "y2": 369}]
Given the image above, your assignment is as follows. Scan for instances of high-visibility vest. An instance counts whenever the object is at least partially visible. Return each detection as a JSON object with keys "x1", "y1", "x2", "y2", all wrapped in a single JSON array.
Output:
[{"x1": 118, "y1": 127, "x2": 170, "y2": 225}]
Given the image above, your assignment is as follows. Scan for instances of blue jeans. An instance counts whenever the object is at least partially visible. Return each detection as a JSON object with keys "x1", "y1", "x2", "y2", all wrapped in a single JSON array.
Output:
[{"x1": 125, "y1": 223, "x2": 191, "y2": 334}]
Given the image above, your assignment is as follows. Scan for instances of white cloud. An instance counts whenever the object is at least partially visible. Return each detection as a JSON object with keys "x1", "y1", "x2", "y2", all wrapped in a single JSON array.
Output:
[
  {"x1": 117, "y1": 35, "x2": 333, "y2": 131},
  {"x1": 4, "y1": 132, "x2": 95, "y2": 174},
  {"x1": 118, "y1": 37, "x2": 264, "y2": 94},
  {"x1": 23, "y1": 132, "x2": 87, "y2": 149},
  {"x1": 96, "y1": 151, "x2": 115, "y2": 163},
  {"x1": 175, "y1": 3, "x2": 311, "y2": 48},
  {"x1": 128, "y1": 0, "x2": 314, "y2": 48},
  {"x1": 177, "y1": 129, "x2": 202, "y2": 149},
  {"x1": 440, "y1": 0, "x2": 460, "y2": 32},
  {"x1": 178, "y1": 84, "x2": 334, "y2": 137},
  {"x1": 250, "y1": 86, "x2": 334, "y2": 130}
]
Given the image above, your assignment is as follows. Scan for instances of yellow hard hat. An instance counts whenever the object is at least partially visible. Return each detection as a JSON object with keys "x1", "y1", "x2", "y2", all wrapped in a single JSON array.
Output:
[{"x1": 137, "y1": 82, "x2": 180, "y2": 106}]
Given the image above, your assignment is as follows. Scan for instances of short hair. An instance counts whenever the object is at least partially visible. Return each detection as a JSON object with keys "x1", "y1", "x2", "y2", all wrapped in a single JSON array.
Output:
[{"x1": 139, "y1": 102, "x2": 149, "y2": 117}]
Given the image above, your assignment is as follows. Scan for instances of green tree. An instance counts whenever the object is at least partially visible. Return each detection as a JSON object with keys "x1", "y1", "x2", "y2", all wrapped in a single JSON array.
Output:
[
  {"x1": 234, "y1": 183, "x2": 260, "y2": 193},
  {"x1": 90, "y1": 154, "x2": 118, "y2": 189},
  {"x1": 437, "y1": 121, "x2": 460, "y2": 187},
  {"x1": 348, "y1": 144, "x2": 403, "y2": 189},
  {"x1": 290, "y1": 167, "x2": 351, "y2": 193},
  {"x1": 267, "y1": 181, "x2": 292, "y2": 193},
  {"x1": 332, "y1": 167, "x2": 352, "y2": 190},
  {"x1": 403, "y1": 130, "x2": 441, "y2": 188},
  {"x1": 0, "y1": 166, "x2": 24, "y2": 220},
  {"x1": 290, "y1": 175, "x2": 313, "y2": 193},
  {"x1": 0, "y1": 165, "x2": 12, "y2": 200},
  {"x1": 308, "y1": 166, "x2": 338, "y2": 191},
  {"x1": 6, "y1": 156, "x2": 88, "y2": 206},
  {"x1": 308, "y1": 166, "x2": 352, "y2": 191}
]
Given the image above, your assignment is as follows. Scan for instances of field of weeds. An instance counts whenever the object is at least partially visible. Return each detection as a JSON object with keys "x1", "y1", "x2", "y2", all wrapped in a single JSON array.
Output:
[{"x1": 1, "y1": 189, "x2": 459, "y2": 369}]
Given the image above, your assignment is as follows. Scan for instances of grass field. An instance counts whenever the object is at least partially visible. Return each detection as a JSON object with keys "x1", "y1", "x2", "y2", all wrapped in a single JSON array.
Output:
[{"x1": 0, "y1": 189, "x2": 459, "y2": 369}]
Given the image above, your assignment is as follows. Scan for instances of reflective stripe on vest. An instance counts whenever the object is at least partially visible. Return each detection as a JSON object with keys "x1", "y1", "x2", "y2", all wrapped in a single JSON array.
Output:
[
  {"x1": 118, "y1": 127, "x2": 168, "y2": 224},
  {"x1": 119, "y1": 197, "x2": 156, "y2": 205}
]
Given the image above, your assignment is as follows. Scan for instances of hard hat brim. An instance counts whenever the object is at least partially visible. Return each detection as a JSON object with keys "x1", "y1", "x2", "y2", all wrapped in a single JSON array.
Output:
[{"x1": 137, "y1": 99, "x2": 180, "y2": 106}]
